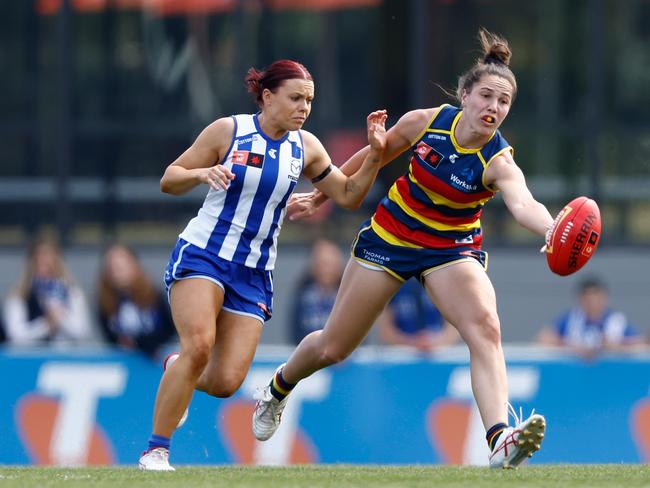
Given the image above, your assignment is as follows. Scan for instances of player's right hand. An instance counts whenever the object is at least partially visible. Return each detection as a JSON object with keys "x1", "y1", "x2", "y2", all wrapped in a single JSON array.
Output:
[{"x1": 199, "y1": 164, "x2": 235, "y2": 191}]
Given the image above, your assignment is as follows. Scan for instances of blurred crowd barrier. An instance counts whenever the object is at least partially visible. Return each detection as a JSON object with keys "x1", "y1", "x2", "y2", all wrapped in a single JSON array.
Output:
[
  {"x1": 2, "y1": 345, "x2": 649, "y2": 466},
  {"x1": 1, "y1": 247, "x2": 649, "y2": 345}
]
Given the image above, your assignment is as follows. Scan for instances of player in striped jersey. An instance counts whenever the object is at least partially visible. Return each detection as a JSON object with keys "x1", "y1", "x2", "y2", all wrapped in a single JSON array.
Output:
[
  {"x1": 139, "y1": 60, "x2": 387, "y2": 471},
  {"x1": 254, "y1": 31, "x2": 554, "y2": 468}
]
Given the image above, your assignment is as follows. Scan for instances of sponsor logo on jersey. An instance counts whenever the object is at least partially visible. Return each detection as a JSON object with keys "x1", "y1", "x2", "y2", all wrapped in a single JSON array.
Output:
[
  {"x1": 232, "y1": 150, "x2": 265, "y2": 168},
  {"x1": 428, "y1": 134, "x2": 447, "y2": 141},
  {"x1": 450, "y1": 167, "x2": 477, "y2": 191},
  {"x1": 449, "y1": 154, "x2": 459, "y2": 164},
  {"x1": 450, "y1": 174, "x2": 477, "y2": 191},
  {"x1": 268, "y1": 148, "x2": 277, "y2": 159},
  {"x1": 288, "y1": 159, "x2": 301, "y2": 182},
  {"x1": 415, "y1": 141, "x2": 443, "y2": 169},
  {"x1": 362, "y1": 249, "x2": 391, "y2": 265},
  {"x1": 237, "y1": 135, "x2": 258, "y2": 145}
]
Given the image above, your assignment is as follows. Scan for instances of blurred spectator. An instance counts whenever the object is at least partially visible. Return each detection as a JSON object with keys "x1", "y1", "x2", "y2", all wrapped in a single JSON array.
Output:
[
  {"x1": 97, "y1": 243, "x2": 176, "y2": 358},
  {"x1": 2, "y1": 237, "x2": 97, "y2": 345},
  {"x1": 291, "y1": 238, "x2": 344, "y2": 344},
  {"x1": 377, "y1": 278, "x2": 459, "y2": 352},
  {"x1": 536, "y1": 276, "x2": 646, "y2": 357}
]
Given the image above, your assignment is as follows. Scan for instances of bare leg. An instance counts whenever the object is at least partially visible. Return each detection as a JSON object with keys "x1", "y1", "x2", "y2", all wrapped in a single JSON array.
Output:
[
  {"x1": 152, "y1": 278, "x2": 222, "y2": 437},
  {"x1": 282, "y1": 259, "x2": 402, "y2": 383},
  {"x1": 196, "y1": 311, "x2": 262, "y2": 397},
  {"x1": 423, "y1": 261, "x2": 508, "y2": 428}
]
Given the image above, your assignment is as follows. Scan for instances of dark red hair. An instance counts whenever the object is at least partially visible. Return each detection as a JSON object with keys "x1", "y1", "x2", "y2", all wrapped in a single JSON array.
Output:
[{"x1": 245, "y1": 60, "x2": 313, "y2": 107}]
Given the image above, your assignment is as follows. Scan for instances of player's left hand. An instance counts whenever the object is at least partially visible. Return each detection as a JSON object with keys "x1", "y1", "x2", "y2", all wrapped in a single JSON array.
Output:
[
  {"x1": 287, "y1": 191, "x2": 319, "y2": 221},
  {"x1": 367, "y1": 110, "x2": 388, "y2": 152},
  {"x1": 540, "y1": 222, "x2": 555, "y2": 253}
]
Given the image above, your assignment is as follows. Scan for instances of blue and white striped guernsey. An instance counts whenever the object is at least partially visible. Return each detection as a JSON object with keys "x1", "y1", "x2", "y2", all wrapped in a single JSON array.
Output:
[{"x1": 179, "y1": 113, "x2": 304, "y2": 270}]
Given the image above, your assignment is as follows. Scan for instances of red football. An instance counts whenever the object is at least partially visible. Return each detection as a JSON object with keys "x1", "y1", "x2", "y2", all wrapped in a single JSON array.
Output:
[{"x1": 546, "y1": 196, "x2": 602, "y2": 276}]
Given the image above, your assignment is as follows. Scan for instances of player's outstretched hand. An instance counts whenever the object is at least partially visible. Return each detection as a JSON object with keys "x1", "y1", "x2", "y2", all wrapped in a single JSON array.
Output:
[
  {"x1": 367, "y1": 110, "x2": 388, "y2": 152},
  {"x1": 540, "y1": 226, "x2": 553, "y2": 254}
]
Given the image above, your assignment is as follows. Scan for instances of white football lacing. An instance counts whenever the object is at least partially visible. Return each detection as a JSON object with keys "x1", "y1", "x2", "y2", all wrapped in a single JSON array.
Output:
[{"x1": 506, "y1": 401, "x2": 535, "y2": 427}]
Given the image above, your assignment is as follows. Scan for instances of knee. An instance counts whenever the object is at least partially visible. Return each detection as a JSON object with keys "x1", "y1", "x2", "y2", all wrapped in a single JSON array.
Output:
[
  {"x1": 203, "y1": 373, "x2": 244, "y2": 398},
  {"x1": 475, "y1": 310, "x2": 501, "y2": 346},
  {"x1": 463, "y1": 310, "x2": 501, "y2": 350},
  {"x1": 181, "y1": 335, "x2": 213, "y2": 375},
  {"x1": 301, "y1": 330, "x2": 352, "y2": 368},
  {"x1": 319, "y1": 344, "x2": 351, "y2": 367}
]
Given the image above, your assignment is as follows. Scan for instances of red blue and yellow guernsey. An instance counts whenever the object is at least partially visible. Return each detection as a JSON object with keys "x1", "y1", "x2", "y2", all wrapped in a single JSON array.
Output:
[{"x1": 371, "y1": 104, "x2": 513, "y2": 250}]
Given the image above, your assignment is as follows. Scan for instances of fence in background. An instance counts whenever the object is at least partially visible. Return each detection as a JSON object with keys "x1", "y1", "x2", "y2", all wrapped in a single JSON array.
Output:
[{"x1": 2, "y1": 346, "x2": 650, "y2": 465}]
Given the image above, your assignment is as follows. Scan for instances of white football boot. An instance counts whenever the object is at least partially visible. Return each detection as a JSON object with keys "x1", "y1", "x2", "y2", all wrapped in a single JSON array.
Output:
[
  {"x1": 252, "y1": 363, "x2": 289, "y2": 441},
  {"x1": 163, "y1": 353, "x2": 188, "y2": 428},
  {"x1": 138, "y1": 447, "x2": 175, "y2": 471},
  {"x1": 489, "y1": 404, "x2": 546, "y2": 469}
]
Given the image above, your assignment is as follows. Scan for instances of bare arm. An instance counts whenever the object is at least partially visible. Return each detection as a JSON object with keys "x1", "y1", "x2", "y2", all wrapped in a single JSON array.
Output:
[
  {"x1": 160, "y1": 117, "x2": 235, "y2": 195},
  {"x1": 288, "y1": 108, "x2": 435, "y2": 218},
  {"x1": 300, "y1": 110, "x2": 388, "y2": 210},
  {"x1": 485, "y1": 152, "x2": 554, "y2": 237}
]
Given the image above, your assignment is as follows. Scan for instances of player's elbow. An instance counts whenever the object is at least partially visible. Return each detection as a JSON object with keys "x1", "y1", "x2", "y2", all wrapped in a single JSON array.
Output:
[
  {"x1": 333, "y1": 193, "x2": 362, "y2": 211},
  {"x1": 160, "y1": 176, "x2": 182, "y2": 195},
  {"x1": 341, "y1": 199, "x2": 362, "y2": 211},
  {"x1": 160, "y1": 177, "x2": 172, "y2": 194}
]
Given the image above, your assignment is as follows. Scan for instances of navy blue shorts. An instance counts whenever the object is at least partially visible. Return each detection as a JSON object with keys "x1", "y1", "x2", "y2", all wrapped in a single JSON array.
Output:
[
  {"x1": 351, "y1": 220, "x2": 488, "y2": 282},
  {"x1": 164, "y1": 239, "x2": 273, "y2": 323}
]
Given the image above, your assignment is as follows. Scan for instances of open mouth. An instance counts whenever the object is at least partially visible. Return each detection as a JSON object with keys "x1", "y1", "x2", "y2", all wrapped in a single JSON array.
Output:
[{"x1": 481, "y1": 115, "x2": 495, "y2": 124}]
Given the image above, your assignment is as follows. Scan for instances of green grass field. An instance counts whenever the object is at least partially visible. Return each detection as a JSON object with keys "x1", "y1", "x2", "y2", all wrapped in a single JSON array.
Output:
[{"x1": 1, "y1": 465, "x2": 649, "y2": 488}]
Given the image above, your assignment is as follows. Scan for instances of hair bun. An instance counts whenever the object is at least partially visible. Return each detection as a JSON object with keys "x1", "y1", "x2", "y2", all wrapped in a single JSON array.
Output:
[
  {"x1": 478, "y1": 29, "x2": 512, "y2": 67},
  {"x1": 484, "y1": 52, "x2": 505, "y2": 66}
]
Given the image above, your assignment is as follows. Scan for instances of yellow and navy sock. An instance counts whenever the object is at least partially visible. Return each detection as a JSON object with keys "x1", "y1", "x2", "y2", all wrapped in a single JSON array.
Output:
[
  {"x1": 486, "y1": 422, "x2": 508, "y2": 450},
  {"x1": 148, "y1": 433, "x2": 171, "y2": 451},
  {"x1": 269, "y1": 367, "x2": 296, "y2": 401}
]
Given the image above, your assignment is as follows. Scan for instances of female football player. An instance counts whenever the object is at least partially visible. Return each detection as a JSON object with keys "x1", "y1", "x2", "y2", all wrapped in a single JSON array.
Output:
[
  {"x1": 138, "y1": 59, "x2": 387, "y2": 471},
  {"x1": 253, "y1": 30, "x2": 554, "y2": 468}
]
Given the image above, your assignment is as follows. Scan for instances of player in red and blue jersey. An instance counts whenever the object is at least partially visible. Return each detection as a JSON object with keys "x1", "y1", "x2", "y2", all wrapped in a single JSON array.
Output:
[{"x1": 254, "y1": 30, "x2": 555, "y2": 468}]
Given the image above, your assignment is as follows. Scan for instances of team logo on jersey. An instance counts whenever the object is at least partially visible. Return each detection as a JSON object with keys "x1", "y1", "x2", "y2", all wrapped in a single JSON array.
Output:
[
  {"x1": 232, "y1": 150, "x2": 265, "y2": 168},
  {"x1": 415, "y1": 141, "x2": 443, "y2": 169}
]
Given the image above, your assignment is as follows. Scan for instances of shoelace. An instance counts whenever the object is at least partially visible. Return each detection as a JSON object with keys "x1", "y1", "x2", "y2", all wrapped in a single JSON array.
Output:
[
  {"x1": 253, "y1": 387, "x2": 268, "y2": 401},
  {"x1": 506, "y1": 401, "x2": 536, "y2": 427}
]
